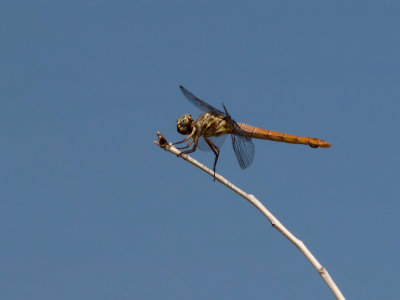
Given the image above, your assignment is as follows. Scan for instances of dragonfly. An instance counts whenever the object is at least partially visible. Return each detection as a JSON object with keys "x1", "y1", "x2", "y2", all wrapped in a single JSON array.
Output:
[{"x1": 173, "y1": 85, "x2": 331, "y2": 176}]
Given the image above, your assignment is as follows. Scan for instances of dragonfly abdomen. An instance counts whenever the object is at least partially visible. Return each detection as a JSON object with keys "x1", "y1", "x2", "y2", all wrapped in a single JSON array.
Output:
[{"x1": 237, "y1": 123, "x2": 331, "y2": 148}]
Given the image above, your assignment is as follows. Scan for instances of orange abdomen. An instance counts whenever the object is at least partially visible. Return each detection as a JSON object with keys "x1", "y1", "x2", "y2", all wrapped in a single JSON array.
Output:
[{"x1": 237, "y1": 123, "x2": 331, "y2": 148}]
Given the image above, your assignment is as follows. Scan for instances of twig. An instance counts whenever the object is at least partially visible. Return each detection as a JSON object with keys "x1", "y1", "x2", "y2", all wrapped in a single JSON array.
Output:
[{"x1": 154, "y1": 131, "x2": 345, "y2": 300}]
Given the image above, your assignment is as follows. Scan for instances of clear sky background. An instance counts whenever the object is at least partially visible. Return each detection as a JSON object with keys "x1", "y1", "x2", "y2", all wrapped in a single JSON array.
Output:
[{"x1": 1, "y1": 1, "x2": 399, "y2": 299}]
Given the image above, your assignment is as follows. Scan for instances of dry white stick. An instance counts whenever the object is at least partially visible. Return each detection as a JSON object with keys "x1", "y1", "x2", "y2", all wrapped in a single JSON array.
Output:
[{"x1": 154, "y1": 132, "x2": 345, "y2": 300}]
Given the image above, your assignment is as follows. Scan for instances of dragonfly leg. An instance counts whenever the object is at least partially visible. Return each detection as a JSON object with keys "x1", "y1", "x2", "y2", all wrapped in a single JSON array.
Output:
[
  {"x1": 173, "y1": 133, "x2": 193, "y2": 146},
  {"x1": 173, "y1": 127, "x2": 199, "y2": 150},
  {"x1": 204, "y1": 137, "x2": 220, "y2": 181},
  {"x1": 179, "y1": 135, "x2": 199, "y2": 155},
  {"x1": 175, "y1": 137, "x2": 195, "y2": 150}
]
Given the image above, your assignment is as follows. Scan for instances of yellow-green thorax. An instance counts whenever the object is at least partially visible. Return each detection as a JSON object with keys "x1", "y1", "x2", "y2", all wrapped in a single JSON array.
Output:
[{"x1": 176, "y1": 112, "x2": 233, "y2": 137}]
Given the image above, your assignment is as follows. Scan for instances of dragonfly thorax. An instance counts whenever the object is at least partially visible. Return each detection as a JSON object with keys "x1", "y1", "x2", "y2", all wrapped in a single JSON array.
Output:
[{"x1": 176, "y1": 114, "x2": 194, "y2": 135}]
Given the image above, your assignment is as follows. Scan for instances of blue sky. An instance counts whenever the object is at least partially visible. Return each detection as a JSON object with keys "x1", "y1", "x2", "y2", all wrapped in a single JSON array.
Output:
[{"x1": 1, "y1": 1, "x2": 399, "y2": 299}]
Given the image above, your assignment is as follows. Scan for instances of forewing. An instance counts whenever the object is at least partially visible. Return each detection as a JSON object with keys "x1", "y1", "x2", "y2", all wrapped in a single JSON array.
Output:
[
  {"x1": 180, "y1": 85, "x2": 224, "y2": 116},
  {"x1": 231, "y1": 129, "x2": 255, "y2": 169}
]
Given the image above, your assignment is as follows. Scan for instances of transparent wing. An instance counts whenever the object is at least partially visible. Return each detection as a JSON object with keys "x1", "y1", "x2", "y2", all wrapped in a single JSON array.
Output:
[
  {"x1": 197, "y1": 135, "x2": 227, "y2": 151},
  {"x1": 231, "y1": 127, "x2": 255, "y2": 169},
  {"x1": 180, "y1": 85, "x2": 224, "y2": 116}
]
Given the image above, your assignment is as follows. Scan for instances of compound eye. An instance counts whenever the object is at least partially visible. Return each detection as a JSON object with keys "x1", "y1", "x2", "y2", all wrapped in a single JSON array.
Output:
[{"x1": 182, "y1": 114, "x2": 192, "y2": 125}]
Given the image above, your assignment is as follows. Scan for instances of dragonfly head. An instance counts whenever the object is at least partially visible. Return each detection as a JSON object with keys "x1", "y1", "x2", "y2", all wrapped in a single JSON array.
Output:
[{"x1": 177, "y1": 114, "x2": 194, "y2": 135}]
